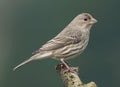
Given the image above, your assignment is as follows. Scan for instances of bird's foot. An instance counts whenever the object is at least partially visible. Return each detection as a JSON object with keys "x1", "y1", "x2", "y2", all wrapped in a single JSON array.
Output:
[{"x1": 59, "y1": 59, "x2": 78, "y2": 74}]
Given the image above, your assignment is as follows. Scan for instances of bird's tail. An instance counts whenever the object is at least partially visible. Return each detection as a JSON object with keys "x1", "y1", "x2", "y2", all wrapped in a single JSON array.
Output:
[{"x1": 13, "y1": 52, "x2": 52, "y2": 71}]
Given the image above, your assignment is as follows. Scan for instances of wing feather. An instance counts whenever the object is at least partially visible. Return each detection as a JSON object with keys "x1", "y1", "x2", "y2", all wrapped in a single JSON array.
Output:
[{"x1": 34, "y1": 28, "x2": 82, "y2": 53}]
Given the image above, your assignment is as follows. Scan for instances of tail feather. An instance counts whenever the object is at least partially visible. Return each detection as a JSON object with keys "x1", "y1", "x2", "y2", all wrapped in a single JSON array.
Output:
[{"x1": 13, "y1": 52, "x2": 52, "y2": 71}]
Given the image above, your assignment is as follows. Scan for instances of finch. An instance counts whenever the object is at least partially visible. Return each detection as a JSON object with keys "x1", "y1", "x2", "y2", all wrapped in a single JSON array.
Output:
[{"x1": 13, "y1": 13, "x2": 97, "y2": 71}]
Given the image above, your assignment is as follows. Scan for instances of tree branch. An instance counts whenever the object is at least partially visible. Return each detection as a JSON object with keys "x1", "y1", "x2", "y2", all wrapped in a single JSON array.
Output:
[{"x1": 56, "y1": 63, "x2": 97, "y2": 87}]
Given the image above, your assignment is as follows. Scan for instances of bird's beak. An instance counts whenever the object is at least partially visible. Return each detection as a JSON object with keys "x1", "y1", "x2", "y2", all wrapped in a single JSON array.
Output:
[{"x1": 90, "y1": 18, "x2": 97, "y2": 24}]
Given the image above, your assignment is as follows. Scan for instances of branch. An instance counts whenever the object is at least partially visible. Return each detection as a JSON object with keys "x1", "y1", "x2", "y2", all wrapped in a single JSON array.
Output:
[{"x1": 56, "y1": 63, "x2": 97, "y2": 87}]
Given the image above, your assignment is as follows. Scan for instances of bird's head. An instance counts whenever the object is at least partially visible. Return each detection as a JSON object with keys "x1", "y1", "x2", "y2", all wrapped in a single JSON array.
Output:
[{"x1": 72, "y1": 13, "x2": 97, "y2": 30}]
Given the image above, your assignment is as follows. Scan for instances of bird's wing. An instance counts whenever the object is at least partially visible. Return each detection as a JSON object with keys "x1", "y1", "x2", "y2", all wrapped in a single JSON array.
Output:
[
  {"x1": 39, "y1": 39, "x2": 64, "y2": 51},
  {"x1": 36, "y1": 35, "x2": 81, "y2": 52}
]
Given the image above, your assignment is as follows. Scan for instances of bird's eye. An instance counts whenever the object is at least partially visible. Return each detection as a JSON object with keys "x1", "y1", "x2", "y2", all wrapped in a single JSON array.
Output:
[{"x1": 84, "y1": 18, "x2": 88, "y2": 21}]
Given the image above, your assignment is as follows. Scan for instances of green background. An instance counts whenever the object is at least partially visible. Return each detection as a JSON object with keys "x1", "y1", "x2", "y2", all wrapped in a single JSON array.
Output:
[{"x1": 0, "y1": 0, "x2": 120, "y2": 87}]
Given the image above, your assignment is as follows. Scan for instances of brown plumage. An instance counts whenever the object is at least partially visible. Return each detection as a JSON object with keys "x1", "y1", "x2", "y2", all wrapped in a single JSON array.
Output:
[{"x1": 13, "y1": 13, "x2": 97, "y2": 71}]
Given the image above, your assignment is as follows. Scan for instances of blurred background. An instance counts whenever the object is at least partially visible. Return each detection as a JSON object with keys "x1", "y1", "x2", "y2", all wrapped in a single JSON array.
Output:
[{"x1": 0, "y1": 0, "x2": 120, "y2": 87}]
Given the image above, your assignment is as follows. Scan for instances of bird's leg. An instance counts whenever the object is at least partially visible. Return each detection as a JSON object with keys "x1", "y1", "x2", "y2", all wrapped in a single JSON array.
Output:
[
  {"x1": 60, "y1": 59, "x2": 70, "y2": 69},
  {"x1": 60, "y1": 59, "x2": 77, "y2": 74}
]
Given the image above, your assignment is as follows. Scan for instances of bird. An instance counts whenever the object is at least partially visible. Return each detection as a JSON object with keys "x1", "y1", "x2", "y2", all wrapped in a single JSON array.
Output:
[{"x1": 13, "y1": 13, "x2": 97, "y2": 71}]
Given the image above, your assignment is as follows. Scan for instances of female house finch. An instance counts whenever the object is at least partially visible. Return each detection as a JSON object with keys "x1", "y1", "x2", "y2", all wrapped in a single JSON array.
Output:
[{"x1": 13, "y1": 13, "x2": 97, "y2": 71}]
